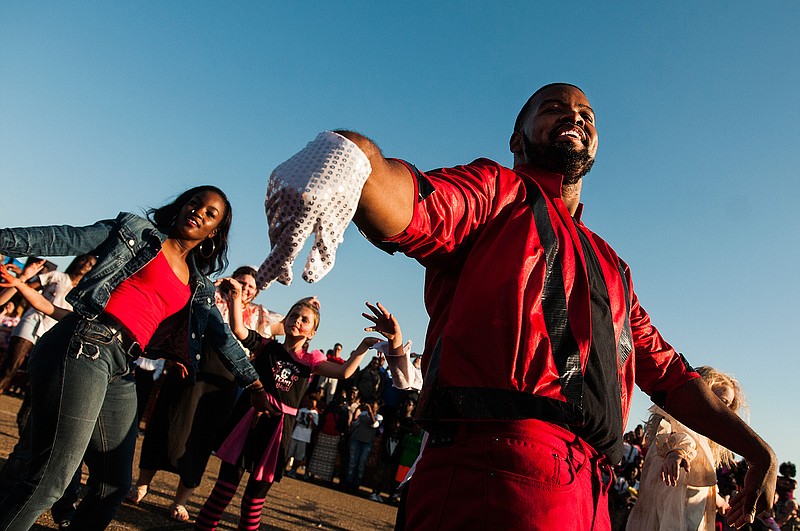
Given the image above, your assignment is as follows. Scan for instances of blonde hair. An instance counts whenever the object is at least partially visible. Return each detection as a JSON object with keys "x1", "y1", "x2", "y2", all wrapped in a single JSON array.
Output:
[
  {"x1": 696, "y1": 365, "x2": 746, "y2": 467},
  {"x1": 695, "y1": 365, "x2": 746, "y2": 415},
  {"x1": 644, "y1": 365, "x2": 746, "y2": 468}
]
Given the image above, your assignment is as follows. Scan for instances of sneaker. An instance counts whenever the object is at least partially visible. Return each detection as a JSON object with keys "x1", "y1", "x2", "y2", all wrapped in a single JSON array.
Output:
[
  {"x1": 285, "y1": 470, "x2": 298, "y2": 479},
  {"x1": 369, "y1": 493, "x2": 384, "y2": 503}
]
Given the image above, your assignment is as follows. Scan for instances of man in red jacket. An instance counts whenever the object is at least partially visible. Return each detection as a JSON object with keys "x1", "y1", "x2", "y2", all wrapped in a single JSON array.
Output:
[{"x1": 260, "y1": 83, "x2": 776, "y2": 530}]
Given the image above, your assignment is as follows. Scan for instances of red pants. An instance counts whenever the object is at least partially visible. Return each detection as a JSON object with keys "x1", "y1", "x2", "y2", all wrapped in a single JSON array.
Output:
[{"x1": 405, "y1": 419, "x2": 612, "y2": 530}]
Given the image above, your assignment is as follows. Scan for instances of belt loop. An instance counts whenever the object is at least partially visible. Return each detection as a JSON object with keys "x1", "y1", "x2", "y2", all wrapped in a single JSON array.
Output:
[
  {"x1": 600, "y1": 459, "x2": 613, "y2": 493},
  {"x1": 590, "y1": 452, "x2": 613, "y2": 493},
  {"x1": 97, "y1": 313, "x2": 142, "y2": 359}
]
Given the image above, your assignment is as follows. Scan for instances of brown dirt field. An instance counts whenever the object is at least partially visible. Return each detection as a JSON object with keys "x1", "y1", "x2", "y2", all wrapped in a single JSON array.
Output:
[{"x1": 0, "y1": 394, "x2": 397, "y2": 530}]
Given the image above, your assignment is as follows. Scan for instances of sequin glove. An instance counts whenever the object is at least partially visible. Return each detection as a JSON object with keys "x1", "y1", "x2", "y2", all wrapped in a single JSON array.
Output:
[{"x1": 257, "y1": 131, "x2": 372, "y2": 289}]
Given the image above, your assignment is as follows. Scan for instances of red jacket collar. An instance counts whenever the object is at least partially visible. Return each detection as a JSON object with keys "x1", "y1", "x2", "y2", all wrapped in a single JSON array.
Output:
[{"x1": 513, "y1": 163, "x2": 585, "y2": 222}]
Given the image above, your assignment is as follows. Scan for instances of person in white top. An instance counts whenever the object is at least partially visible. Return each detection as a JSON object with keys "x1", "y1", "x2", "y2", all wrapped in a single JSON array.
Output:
[
  {"x1": 626, "y1": 366, "x2": 746, "y2": 531},
  {"x1": 0, "y1": 254, "x2": 95, "y2": 395},
  {"x1": 285, "y1": 395, "x2": 320, "y2": 478}
]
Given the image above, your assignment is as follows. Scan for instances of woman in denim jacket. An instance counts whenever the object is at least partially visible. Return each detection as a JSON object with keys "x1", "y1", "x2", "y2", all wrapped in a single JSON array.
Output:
[{"x1": 0, "y1": 185, "x2": 269, "y2": 531}]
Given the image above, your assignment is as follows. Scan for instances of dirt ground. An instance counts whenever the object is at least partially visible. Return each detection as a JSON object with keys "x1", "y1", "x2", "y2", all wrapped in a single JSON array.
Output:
[{"x1": 0, "y1": 394, "x2": 397, "y2": 530}]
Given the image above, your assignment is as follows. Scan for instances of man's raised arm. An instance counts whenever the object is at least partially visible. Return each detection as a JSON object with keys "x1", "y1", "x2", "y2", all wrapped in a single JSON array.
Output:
[{"x1": 256, "y1": 130, "x2": 417, "y2": 289}]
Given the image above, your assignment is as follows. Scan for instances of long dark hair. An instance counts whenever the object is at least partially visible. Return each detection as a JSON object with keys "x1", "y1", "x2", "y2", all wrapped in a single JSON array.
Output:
[{"x1": 147, "y1": 185, "x2": 233, "y2": 276}]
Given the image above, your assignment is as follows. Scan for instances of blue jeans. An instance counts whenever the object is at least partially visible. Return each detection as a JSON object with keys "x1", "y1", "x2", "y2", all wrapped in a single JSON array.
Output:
[
  {"x1": 345, "y1": 438, "x2": 374, "y2": 487},
  {"x1": 0, "y1": 314, "x2": 138, "y2": 531},
  {"x1": 0, "y1": 415, "x2": 82, "y2": 526}
]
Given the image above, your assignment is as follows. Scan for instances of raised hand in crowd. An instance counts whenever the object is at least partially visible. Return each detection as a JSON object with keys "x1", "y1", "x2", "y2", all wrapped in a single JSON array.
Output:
[
  {"x1": 0, "y1": 263, "x2": 69, "y2": 320},
  {"x1": 17, "y1": 259, "x2": 46, "y2": 283},
  {"x1": 362, "y1": 301, "x2": 403, "y2": 355},
  {"x1": 216, "y1": 277, "x2": 274, "y2": 414},
  {"x1": 363, "y1": 301, "x2": 421, "y2": 391},
  {"x1": 0, "y1": 259, "x2": 45, "y2": 308}
]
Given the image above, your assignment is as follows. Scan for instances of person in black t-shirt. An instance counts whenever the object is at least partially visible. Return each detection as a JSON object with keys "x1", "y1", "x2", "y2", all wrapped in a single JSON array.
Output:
[{"x1": 195, "y1": 284, "x2": 384, "y2": 531}]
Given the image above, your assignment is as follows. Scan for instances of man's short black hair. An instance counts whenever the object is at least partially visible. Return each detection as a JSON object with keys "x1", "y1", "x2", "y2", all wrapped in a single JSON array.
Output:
[{"x1": 513, "y1": 83, "x2": 585, "y2": 133}]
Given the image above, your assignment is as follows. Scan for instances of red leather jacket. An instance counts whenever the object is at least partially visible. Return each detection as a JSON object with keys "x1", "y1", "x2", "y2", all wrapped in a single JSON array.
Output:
[{"x1": 382, "y1": 158, "x2": 698, "y2": 429}]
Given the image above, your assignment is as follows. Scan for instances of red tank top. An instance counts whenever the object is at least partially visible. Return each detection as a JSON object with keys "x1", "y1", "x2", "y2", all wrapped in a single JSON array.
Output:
[{"x1": 104, "y1": 250, "x2": 191, "y2": 347}]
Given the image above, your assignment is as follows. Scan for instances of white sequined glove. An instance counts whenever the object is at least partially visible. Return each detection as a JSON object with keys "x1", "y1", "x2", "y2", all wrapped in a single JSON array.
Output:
[{"x1": 256, "y1": 131, "x2": 372, "y2": 290}]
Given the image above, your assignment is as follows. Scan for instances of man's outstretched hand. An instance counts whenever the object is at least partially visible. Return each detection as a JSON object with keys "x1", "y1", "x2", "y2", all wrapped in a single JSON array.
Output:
[
  {"x1": 726, "y1": 456, "x2": 777, "y2": 528},
  {"x1": 257, "y1": 131, "x2": 371, "y2": 290}
]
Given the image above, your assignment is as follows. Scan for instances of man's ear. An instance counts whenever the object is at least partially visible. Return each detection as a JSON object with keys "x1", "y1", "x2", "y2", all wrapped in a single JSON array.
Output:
[{"x1": 509, "y1": 131, "x2": 523, "y2": 154}]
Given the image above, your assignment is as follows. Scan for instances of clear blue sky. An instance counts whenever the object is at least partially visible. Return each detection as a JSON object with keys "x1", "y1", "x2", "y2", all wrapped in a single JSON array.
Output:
[{"x1": 2, "y1": 2, "x2": 798, "y2": 466}]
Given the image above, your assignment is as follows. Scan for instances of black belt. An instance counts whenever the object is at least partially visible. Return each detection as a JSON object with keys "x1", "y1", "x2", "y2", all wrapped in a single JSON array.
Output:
[
  {"x1": 96, "y1": 313, "x2": 143, "y2": 359},
  {"x1": 425, "y1": 419, "x2": 577, "y2": 448}
]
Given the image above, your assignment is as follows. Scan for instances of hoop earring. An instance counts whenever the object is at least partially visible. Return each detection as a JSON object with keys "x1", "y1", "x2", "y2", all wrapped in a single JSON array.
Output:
[{"x1": 199, "y1": 238, "x2": 216, "y2": 259}]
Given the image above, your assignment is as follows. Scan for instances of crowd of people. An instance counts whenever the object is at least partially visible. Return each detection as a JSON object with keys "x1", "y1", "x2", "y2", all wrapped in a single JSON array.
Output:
[
  {"x1": 0, "y1": 229, "x2": 423, "y2": 529},
  {"x1": 0, "y1": 82, "x2": 789, "y2": 531}
]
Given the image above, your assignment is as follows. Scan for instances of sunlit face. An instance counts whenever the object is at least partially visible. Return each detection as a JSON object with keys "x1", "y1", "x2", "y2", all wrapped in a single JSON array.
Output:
[
  {"x1": 234, "y1": 273, "x2": 258, "y2": 304},
  {"x1": 713, "y1": 384, "x2": 735, "y2": 409},
  {"x1": 284, "y1": 305, "x2": 318, "y2": 340},
  {"x1": 527, "y1": 85, "x2": 597, "y2": 152},
  {"x1": 176, "y1": 191, "x2": 227, "y2": 242},
  {"x1": 513, "y1": 85, "x2": 598, "y2": 183},
  {"x1": 76, "y1": 255, "x2": 96, "y2": 275}
]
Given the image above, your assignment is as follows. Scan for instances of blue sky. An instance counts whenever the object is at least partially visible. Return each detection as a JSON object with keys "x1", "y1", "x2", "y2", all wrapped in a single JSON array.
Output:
[{"x1": 2, "y1": 2, "x2": 798, "y2": 466}]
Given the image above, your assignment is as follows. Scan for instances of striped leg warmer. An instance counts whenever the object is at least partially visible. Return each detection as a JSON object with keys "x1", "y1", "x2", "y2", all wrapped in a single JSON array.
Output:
[
  {"x1": 238, "y1": 493, "x2": 266, "y2": 530},
  {"x1": 194, "y1": 480, "x2": 238, "y2": 531}
]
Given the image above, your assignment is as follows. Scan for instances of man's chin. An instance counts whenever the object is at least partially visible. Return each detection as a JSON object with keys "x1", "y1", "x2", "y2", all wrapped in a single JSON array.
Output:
[{"x1": 527, "y1": 142, "x2": 594, "y2": 182}]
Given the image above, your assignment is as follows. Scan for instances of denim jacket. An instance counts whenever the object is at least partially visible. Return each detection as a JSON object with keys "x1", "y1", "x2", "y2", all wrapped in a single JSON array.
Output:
[{"x1": 0, "y1": 212, "x2": 259, "y2": 386}]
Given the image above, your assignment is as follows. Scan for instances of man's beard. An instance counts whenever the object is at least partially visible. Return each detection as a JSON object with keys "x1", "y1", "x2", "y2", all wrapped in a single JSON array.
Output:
[{"x1": 523, "y1": 136, "x2": 595, "y2": 185}]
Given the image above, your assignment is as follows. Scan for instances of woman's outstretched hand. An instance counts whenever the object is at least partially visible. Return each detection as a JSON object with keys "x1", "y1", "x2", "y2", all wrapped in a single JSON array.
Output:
[
  {"x1": 250, "y1": 389, "x2": 270, "y2": 413},
  {"x1": 0, "y1": 265, "x2": 21, "y2": 288},
  {"x1": 362, "y1": 302, "x2": 401, "y2": 345},
  {"x1": 20, "y1": 259, "x2": 45, "y2": 281},
  {"x1": 0, "y1": 259, "x2": 45, "y2": 287}
]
